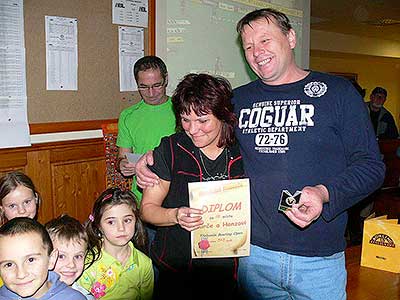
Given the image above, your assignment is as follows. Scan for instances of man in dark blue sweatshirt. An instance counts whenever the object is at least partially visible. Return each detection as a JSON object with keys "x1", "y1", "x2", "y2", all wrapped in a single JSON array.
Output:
[{"x1": 234, "y1": 8, "x2": 385, "y2": 300}]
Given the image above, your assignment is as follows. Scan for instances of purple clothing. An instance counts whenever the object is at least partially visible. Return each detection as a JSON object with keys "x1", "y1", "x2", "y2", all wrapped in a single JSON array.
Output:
[{"x1": 0, "y1": 271, "x2": 86, "y2": 300}]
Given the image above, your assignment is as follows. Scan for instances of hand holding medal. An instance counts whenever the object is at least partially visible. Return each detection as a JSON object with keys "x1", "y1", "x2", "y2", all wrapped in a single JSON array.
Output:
[{"x1": 279, "y1": 185, "x2": 329, "y2": 228}]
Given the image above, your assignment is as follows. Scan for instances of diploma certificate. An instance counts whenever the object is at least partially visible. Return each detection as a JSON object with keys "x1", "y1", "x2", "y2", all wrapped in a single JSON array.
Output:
[{"x1": 189, "y1": 178, "x2": 251, "y2": 258}]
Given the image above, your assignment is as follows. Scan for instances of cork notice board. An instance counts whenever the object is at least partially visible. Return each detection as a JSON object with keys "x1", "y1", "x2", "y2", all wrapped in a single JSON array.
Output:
[{"x1": 24, "y1": 0, "x2": 150, "y2": 123}]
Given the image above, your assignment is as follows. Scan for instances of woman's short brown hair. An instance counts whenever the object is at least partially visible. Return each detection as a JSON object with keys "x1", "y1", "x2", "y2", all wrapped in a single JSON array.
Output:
[{"x1": 172, "y1": 73, "x2": 237, "y2": 147}]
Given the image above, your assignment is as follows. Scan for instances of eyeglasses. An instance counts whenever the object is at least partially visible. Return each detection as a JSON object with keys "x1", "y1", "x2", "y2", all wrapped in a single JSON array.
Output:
[{"x1": 137, "y1": 80, "x2": 165, "y2": 91}]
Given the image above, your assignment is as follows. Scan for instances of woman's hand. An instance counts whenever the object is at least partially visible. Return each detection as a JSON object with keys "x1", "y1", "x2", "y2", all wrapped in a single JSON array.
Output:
[{"x1": 175, "y1": 207, "x2": 204, "y2": 231}]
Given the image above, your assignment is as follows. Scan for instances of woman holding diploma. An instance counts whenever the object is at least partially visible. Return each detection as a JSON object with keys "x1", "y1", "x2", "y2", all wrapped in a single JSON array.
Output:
[{"x1": 140, "y1": 73, "x2": 244, "y2": 299}]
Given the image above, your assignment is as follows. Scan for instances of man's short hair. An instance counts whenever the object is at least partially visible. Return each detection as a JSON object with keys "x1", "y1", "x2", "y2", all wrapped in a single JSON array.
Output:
[
  {"x1": 45, "y1": 214, "x2": 88, "y2": 246},
  {"x1": 0, "y1": 217, "x2": 53, "y2": 255},
  {"x1": 236, "y1": 8, "x2": 292, "y2": 36},
  {"x1": 371, "y1": 86, "x2": 387, "y2": 97},
  {"x1": 133, "y1": 56, "x2": 168, "y2": 82}
]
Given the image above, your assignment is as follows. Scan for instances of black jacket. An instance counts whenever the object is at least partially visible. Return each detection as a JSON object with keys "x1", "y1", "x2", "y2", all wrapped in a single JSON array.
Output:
[{"x1": 150, "y1": 132, "x2": 244, "y2": 272}]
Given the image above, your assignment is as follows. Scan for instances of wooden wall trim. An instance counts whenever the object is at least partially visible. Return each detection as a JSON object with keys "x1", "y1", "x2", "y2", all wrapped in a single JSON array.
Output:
[
  {"x1": 29, "y1": 119, "x2": 118, "y2": 134},
  {"x1": 0, "y1": 152, "x2": 27, "y2": 169},
  {"x1": 0, "y1": 138, "x2": 104, "y2": 158},
  {"x1": 149, "y1": 0, "x2": 155, "y2": 55},
  {"x1": 50, "y1": 141, "x2": 105, "y2": 163}
]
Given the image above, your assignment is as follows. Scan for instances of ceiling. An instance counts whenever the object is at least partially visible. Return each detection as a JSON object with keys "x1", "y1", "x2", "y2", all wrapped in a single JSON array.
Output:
[{"x1": 310, "y1": 0, "x2": 400, "y2": 42}]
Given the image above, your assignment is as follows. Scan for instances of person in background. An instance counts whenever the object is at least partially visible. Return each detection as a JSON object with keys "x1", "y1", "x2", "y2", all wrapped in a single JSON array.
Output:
[
  {"x1": 45, "y1": 214, "x2": 94, "y2": 299},
  {"x1": 78, "y1": 187, "x2": 153, "y2": 300},
  {"x1": 140, "y1": 73, "x2": 244, "y2": 300},
  {"x1": 365, "y1": 86, "x2": 399, "y2": 139},
  {"x1": 0, "y1": 217, "x2": 86, "y2": 300},
  {"x1": 0, "y1": 171, "x2": 41, "y2": 226},
  {"x1": 135, "y1": 8, "x2": 385, "y2": 300},
  {"x1": 116, "y1": 56, "x2": 176, "y2": 272},
  {"x1": 117, "y1": 55, "x2": 176, "y2": 204}
]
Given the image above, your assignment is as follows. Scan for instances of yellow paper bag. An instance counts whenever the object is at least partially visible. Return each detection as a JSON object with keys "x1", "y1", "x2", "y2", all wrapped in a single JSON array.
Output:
[{"x1": 360, "y1": 215, "x2": 400, "y2": 273}]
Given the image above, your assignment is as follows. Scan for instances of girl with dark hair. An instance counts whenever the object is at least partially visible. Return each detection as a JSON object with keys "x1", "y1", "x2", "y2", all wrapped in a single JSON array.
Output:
[
  {"x1": 78, "y1": 187, "x2": 153, "y2": 300},
  {"x1": 140, "y1": 73, "x2": 244, "y2": 299}
]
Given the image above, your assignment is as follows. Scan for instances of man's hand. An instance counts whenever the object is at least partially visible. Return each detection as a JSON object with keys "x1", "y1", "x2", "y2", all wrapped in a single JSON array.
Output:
[
  {"x1": 119, "y1": 158, "x2": 136, "y2": 177},
  {"x1": 284, "y1": 185, "x2": 329, "y2": 228},
  {"x1": 136, "y1": 150, "x2": 159, "y2": 188}
]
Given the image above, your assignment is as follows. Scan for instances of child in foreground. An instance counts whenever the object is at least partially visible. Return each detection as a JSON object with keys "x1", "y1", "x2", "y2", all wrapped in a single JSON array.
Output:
[
  {"x1": 0, "y1": 217, "x2": 86, "y2": 299},
  {"x1": 0, "y1": 171, "x2": 42, "y2": 287},
  {"x1": 78, "y1": 187, "x2": 153, "y2": 300},
  {"x1": 45, "y1": 214, "x2": 95, "y2": 299}
]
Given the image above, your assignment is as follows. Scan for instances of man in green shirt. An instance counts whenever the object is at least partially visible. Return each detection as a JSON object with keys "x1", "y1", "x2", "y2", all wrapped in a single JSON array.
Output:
[{"x1": 117, "y1": 56, "x2": 176, "y2": 204}]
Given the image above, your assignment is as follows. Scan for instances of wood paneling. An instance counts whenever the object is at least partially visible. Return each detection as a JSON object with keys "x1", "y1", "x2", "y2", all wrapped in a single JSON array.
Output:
[
  {"x1": 0, "y1": 151, "x2": 27, "y2": 170},
  {"x1": 25, "y1": 150, "x2": 52, "y2": 222},
  {"x1": 0, "y1": 139, "x2": 106, "y2": 223},
  {"x1": 379, "y1": 139, "x2": 400, "y2": 188},
  {"x1": 373, "y1": 187, "x2": 400, "y2": 219},
  {"x1": 50, "y1": 141, "x2": 104, "y2": 163},
  {"x1": 52, "y1": 158, "x2": 105, "y2": 222}
]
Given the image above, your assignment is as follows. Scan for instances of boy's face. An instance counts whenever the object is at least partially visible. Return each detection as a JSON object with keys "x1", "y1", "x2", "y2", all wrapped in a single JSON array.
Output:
[
  {"x1": 52, "y1": 237, "x2": 86, "y2": 285},
  {"x1": 0, "y1": 232, "x2": 57, "y2": 298}
]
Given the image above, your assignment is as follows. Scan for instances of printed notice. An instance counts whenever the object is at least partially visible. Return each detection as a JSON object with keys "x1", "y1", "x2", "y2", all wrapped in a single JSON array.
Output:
[
  {"x1": 45, "y1": 16, "x2": 78, "y2": 90},
  {"x1": 112, "y1": 0, "x2": 148, "y2": 27},
  {"x1": 119, "y1": 26, "x2": 144, "y2": 91},
  {"x1": 0, "y1": 0, "x2": 30, "y2": 148},
  {"x1": 189, "y1": 178, "x2": 251, "y2": 258},
  {"x1": 0, "y1": 0, "x2": 25, "y2": 48}
]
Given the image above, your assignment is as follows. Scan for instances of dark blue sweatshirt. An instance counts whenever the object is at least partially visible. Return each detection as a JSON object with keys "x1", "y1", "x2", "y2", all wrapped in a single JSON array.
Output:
[{"x1": 232, "y1": 71, "x2": 385, "y2": 256}]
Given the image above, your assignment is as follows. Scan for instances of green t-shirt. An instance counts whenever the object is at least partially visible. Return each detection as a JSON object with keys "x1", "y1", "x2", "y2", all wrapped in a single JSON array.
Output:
[
  {"x1": 78, "y1": 242, "x2": 154, "y2": 300},
  {"x1": 116, "y1": 97, "x2": 176, "y2": 203}
]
